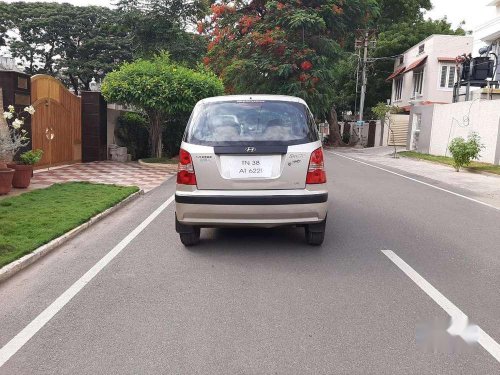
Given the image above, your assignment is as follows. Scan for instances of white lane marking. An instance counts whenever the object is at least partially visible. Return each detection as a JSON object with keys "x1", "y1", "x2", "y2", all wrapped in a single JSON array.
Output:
[
  {"x1": 327, "y1": 151, "x2": 499, "y2": 211},
  {"x1": 382, "y1": 250, "x2": 500, "y2": 363},
  {"x1": 0, "y1": 195, "x2": 175, "y2": 368}
]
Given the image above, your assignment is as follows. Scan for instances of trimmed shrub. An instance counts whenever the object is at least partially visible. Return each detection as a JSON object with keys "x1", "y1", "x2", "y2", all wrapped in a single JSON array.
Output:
[
  {"x1": 115, "y1": 112, "x2": 149, "y2": 160},
  {"x1": 448, "y1": 132, "x2": 484, "y2": 172},
  {"x1": 162, "y1": 113, "x2": 190, "y2": 158}
]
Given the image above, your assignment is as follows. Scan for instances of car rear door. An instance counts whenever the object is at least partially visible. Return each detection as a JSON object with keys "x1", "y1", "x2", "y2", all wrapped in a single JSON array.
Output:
[
  {"x1": 187, "y1": 142, "x2": 321, "y2": 190},
  {"x1": 183, "y1": 99, "x2": 321, "y2": 191}
]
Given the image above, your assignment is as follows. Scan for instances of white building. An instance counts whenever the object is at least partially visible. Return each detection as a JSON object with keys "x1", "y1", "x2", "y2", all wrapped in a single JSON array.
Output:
[{"x1": 387, "y1": 35, "x2": 473, "y2": 111}]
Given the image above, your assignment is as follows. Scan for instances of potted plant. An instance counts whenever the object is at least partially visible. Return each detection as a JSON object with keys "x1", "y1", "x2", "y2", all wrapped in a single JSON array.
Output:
[
  {"x1": 0, "y1": 164, "x2": 14, "y2": 195},
  {"x1": 0, "y1": 102, "x2": 33, "y2": 194},
  {"x1": 9, "y1": 149, "x2": 43, "y2": 188}
]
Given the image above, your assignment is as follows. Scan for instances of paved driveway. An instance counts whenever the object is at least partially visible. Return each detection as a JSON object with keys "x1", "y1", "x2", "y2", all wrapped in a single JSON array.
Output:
[
  {"x1": 32, "y1": 161, "x2": 177, "y2": 192},
  {"x1": 0, "y1": 152, "x2": 499, "y2": 374}
]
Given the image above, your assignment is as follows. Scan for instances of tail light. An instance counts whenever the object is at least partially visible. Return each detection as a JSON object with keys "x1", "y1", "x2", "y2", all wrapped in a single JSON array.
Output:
[
  {"x1": 306, "y1": 148, "x2": 327, "y2": 184},
  {"x1": 177, "y1": 149, "x2": 197, "y2": 185}
]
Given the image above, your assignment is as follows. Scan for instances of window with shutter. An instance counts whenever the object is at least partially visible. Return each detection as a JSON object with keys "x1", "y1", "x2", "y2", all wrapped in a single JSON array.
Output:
[
  {"x1": 413, "y1": 69, "x2": 424, "y2": 97},
  {"x1": 440, "y1": 66, "x2": 447, "y2": 88},
  {"x1": 439, "y1": 65, "x2": 457, "y2": 89},
  {"x1": 394, "y1": 77, "x2": 403, "y2": 101},
  {"x1": 448, "y1": 66, "x2": 456, "y2": 88}
]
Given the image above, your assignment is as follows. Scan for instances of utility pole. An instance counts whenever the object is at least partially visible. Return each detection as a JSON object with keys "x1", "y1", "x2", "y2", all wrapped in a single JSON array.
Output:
[
  {"x1": 354, "y1": 49, "x2": 361, "y2": 117},
  {"x1": 358, "y1": 29, "x2": 369, "y2": 145},
  {"x1": 354, "y1": 29, "x2": 377, "y2": 147}
]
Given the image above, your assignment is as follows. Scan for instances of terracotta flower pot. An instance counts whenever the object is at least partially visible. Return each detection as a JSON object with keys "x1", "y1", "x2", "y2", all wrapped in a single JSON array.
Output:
[
  {"x1": 7, "y1": 163, "x2": 34, "y2": 189},
  {"x1": 0, "y1": 168, "x2": 14, "y2": 195}
]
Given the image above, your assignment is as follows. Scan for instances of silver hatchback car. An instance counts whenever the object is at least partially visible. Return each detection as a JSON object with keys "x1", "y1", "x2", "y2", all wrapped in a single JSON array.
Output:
[{"x1": 175, "y1": 95, "x2": 328, "y2": 246}]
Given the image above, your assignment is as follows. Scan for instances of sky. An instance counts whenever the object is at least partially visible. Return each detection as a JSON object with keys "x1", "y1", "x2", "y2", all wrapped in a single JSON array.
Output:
[
  {"x1": 425, "y1": 0, "x2": 495, "y2": 29},
  {"x1": 2, "y1": 0, "x2": 497, "y2": 30}
]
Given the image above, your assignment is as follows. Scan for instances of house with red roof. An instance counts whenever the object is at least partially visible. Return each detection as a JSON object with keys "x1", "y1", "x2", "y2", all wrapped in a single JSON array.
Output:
[{"x1": 387, "y1": 35, "x2": 473, "y2": 112}]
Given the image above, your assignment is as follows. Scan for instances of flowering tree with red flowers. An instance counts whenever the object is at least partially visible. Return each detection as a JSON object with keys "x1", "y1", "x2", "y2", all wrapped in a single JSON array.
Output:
[{"x1": 200, "y1": 0, "x2": 378, "y2": 144}]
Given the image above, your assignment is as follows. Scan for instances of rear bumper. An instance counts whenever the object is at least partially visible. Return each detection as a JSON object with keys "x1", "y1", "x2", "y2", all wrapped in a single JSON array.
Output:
[
  {"x1": 175, "y1": 193, "x2": 327, "y2": 206},
  {"x1": 175, "y1": 190, "x2": 328, "y2": 228}
]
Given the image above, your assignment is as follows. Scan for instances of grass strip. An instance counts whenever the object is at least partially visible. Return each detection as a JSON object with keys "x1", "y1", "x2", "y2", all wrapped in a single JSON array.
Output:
[
  {"x1": 398, "y1": 151, "x2": 500, "y2": 175},
  {"x1": 0, "y1": 182, "x2": 139, "y2": 268}
]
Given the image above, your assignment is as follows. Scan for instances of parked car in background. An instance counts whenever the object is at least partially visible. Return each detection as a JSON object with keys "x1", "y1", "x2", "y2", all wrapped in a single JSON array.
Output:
[{"x1": 175, "y1": 95, "x2": 329, "y2": 246}]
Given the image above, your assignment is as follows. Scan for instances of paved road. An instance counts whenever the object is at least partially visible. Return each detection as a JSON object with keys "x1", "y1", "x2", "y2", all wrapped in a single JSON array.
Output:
[{"x1": 1, "y1": 152, "x2": 499, "y2": 374}]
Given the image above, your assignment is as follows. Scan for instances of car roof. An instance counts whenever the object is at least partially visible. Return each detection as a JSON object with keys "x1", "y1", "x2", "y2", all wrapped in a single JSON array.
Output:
[{"x1": 199, "y1": 95, "x2": 307, "y2": 106}]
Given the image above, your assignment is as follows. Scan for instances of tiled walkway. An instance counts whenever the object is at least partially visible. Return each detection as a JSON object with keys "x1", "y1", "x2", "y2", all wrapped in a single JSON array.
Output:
[{"x1": 32, "y1": 161, "x2": 177, "y2": 192}]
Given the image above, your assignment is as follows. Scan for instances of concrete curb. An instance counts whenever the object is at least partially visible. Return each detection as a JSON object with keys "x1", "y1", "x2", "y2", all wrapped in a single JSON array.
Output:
[{"x1": 0, "y1": 189, "x2": 144, "y2": 284}]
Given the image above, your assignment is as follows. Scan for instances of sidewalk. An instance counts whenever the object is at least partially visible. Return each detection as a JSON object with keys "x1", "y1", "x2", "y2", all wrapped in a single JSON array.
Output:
[{"x1": 331, "y1": 146, "x2": 500, "y2": 209}]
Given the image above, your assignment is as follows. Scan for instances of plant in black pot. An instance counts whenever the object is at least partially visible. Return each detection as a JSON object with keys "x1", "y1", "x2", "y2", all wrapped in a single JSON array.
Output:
[{"x1": 9, "y1": 149, "x2": 43, "y2": 188}]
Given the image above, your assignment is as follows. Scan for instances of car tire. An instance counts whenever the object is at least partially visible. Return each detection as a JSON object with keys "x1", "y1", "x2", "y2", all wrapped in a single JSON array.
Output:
[
  {"x1": 305, "y1": 217, "x2": 326, "y2": 246},
  {"x1": 305, "y1": 229, "x2": 325, "y2": 246},
  {"x1": 179, "y1": 227, "x2": 201, "y2": 246}
]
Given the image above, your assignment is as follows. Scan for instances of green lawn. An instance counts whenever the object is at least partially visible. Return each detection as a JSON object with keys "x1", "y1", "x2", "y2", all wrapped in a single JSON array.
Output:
[
  {"x1": 0, "y1": 182, "x2": 139, "y2": 268},
  {"x1": 399, "y1": 151, "x2": 500, "y2": 175},
  {"x1": 140, "y1": 157, "x2": 178, "y2": 164}
]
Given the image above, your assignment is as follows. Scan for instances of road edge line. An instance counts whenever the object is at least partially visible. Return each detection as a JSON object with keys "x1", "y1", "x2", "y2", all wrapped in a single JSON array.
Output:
[
  {"x1": 382, "y1": 250, "x2": 500, "y2": 363},
  {"x1": 0, "y1": 194, "x2": 175, "y2": 368},
  {"x1": 0, "y1": 189, "x2": 144, "y2": 284},
  {"x1": 327, "y1": 151, "x2": 499, "y2": 211}
]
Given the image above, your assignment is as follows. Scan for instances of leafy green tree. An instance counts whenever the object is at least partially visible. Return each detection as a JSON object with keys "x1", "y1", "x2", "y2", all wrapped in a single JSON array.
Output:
[
  {"x1": 1, "y1": 2, "x2": 133, "y2": 94},
  {"x1": 101, "y1": 53, "x2": 224, "y2": 158},
  {"x1": 115, "y1": 0, "x2": 209, "y2": 66},
  {"x1": 0, "y1": 3, "x2": 10, "y2": 47},
  {"x1": 0, "y1": 2, "x2": 64, "y2": 74},
  {"x1": 448, "y1": 132, "x2": 484, "y2": 172},
  {"x1": 375, "y1": 0, "x2": 431, "y2": 27},
  {"x1": 58, "y1": 6, "x2": 134, "y2": 94}
]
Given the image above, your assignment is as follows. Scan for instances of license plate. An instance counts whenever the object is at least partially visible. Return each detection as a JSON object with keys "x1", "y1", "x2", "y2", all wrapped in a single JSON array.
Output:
[{"x1": 222, "y1": 155, "x2": 278, "y2": 179}]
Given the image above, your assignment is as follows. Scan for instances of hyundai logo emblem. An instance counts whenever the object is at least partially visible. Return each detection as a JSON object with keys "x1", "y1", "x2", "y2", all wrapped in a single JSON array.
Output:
[{"x1": 246, "y1": 147, "x2": 256, "y2": 153}]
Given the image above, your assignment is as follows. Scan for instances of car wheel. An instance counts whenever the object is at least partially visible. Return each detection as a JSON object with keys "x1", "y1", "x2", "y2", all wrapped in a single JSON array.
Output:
[
  {"x1": 305, "y1": 217, "x2": 326, "y2": 246},
  {"x1": 305, "y1": 228, "x2": 325, "y2": 246},
  {"x1": 179, "y1": 227, "x2": 201, "y2": 246},
  {"x1": 176, "y1": 214, "x2": 201, "y2": 246}
]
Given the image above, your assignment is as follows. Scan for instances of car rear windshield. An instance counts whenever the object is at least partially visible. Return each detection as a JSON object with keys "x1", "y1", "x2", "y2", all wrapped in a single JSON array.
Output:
[{"x1": 184, "y1": 100, "x2": 319, "y2": 146}]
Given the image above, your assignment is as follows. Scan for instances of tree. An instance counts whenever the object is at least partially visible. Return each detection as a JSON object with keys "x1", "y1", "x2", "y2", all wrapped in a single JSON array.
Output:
[
  {"x1": 115, "y1": 0, "x2": 209, "y2": 66},
  {"x1": 101, "y1": 53, "x2": 224, "y2": 158},
  {"x1": 0, "y1": 15, "x2": 6, "y2": 46},
  {"x1": 201, "y1": 0, "x2": 379, "y2": 133},
  {"x1": 58, "y1": 6, "x2": 134, "y2": 93},
  {"x1": 375, "y1": 0, "x2": 432, "y2": 27},
  {"x1": 0, "y1": 2, "x2": 65, "y2": 74},
  {"x1": 1, "y1": 2, "x2": 133, "y2": 94}
]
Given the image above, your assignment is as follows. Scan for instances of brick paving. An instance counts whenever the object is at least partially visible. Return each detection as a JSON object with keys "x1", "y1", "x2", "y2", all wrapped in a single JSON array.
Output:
[{"x1": 32, "y1": 161, "x2": 177, "y2": 192}]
